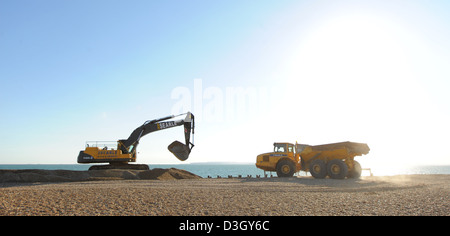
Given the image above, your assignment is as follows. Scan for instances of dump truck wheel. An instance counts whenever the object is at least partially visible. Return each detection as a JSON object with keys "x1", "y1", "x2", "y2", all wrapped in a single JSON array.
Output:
[
  {"x1": 276, "y1": 160, "x2": 295, "y2": 177},
  {"x1": 309, "y1": 159, "x2": 327, "y2": 179},
  {"x1": 348, "y1": 161, "x2": 362, "y2": 178},
  {"x1": 327, "y1": 160, "x2": 348, "y2": 179}
]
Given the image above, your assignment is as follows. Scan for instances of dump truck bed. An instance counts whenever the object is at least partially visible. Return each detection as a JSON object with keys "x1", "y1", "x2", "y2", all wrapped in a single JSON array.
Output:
[
  {"x1": 298, "y1": 141, "x2": 370, "y2": 162},
  {"x1": 307, "y1": 141, "x2": 369, "y2": 154}
]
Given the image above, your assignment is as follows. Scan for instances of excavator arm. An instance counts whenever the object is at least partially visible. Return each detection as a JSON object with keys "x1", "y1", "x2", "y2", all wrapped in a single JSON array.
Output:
[{"x1": 118, "y1": 112, "x2": 195, "y2": 161}]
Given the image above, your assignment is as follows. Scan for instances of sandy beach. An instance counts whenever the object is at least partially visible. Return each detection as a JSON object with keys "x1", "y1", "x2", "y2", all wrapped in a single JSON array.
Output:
[{"x1": 0, "y1": 174, "x2": 448, "y2": 216}]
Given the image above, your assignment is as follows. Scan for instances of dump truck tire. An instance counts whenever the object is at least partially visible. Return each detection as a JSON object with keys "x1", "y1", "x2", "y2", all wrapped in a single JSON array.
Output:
[
  {"x1": 276, "y1": 160, "x2": 295, "y2": 177},
  {"x1": 348, "y1": 161, "x2": 362, "y2": 178},
  {"x1": 309, "y1": 159, "x2": 327, "y2": 179},
  {"x1": 327, "y1": 159, "x2": 348, "y2": 179}
]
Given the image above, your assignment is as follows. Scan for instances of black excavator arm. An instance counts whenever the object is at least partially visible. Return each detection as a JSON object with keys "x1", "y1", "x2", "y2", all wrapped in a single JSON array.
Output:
[{"x1": 118, "y1": 112, "x2": 195, "y2": 161}]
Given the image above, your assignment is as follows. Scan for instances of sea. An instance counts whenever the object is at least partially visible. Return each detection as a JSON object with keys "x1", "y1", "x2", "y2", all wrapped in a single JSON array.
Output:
[{"x1": 1, "y1": 163, "x2": 450, "y2": 178}]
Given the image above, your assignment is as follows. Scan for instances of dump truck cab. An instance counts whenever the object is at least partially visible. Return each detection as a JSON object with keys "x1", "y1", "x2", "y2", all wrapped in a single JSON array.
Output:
[
  {"x1": 274, "y1": 143, "x2": 293, "y2": 153},
  {"x1": 256, "y1": 142, "x2": 302, "y2": 177}
]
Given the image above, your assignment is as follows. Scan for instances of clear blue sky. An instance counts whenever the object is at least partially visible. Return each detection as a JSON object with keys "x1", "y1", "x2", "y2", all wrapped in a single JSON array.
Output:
[{"x1": 1, "y1": 0, "x2": 449, "y2": 167}]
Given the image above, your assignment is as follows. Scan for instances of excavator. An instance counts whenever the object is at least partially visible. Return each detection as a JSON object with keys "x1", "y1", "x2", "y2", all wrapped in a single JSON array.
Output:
[{"x1": 77, "y1": 112, "x2": 195, "y2": 170}]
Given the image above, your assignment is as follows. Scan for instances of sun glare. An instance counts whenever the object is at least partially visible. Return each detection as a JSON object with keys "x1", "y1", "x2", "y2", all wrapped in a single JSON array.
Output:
[{"x1": 276, "y1": 12, "x2": 449, "y2": 167}]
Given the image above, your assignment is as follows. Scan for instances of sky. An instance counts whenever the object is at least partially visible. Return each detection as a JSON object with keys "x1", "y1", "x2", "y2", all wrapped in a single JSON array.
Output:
[{"x1": 1, "y1": 0, "x2": 449, "y2": 168}]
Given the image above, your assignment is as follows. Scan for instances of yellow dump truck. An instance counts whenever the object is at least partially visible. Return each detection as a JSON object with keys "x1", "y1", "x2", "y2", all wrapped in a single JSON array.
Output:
[{"x1": 256, "y1": 141, "x2": 370, "y2": 179}]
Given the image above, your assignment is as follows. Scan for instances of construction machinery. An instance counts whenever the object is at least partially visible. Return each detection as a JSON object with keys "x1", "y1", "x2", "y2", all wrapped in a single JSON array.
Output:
[
  {"x1": 78, "y1": 112, "x2": 195, "y2": 170},
  {"x1": 256, "y1": 141, "x2": 369, "y2": 179}
]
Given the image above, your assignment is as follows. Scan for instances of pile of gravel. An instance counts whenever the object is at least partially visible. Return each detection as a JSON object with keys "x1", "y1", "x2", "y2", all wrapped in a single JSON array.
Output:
[{"x1": 0, "y1": 168, "x2": 201, "y2": 183}]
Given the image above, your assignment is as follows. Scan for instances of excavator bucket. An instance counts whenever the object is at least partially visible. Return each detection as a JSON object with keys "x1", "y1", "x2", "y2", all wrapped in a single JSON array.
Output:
[{"x1": 168, "y1": 141, "x2": 191, "y2": 161}]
